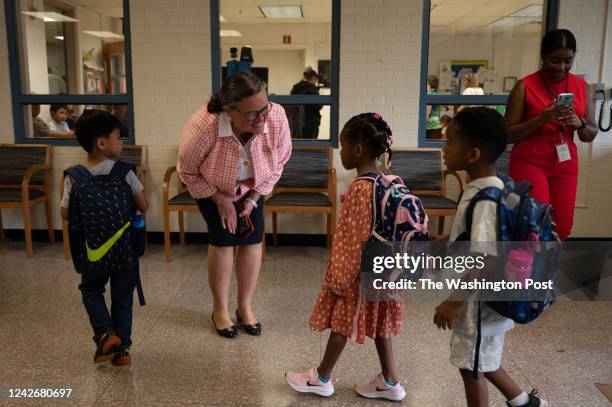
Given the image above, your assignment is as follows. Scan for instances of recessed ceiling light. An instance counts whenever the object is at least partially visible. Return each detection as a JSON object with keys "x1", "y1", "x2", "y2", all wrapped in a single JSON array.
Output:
[
  {"x1": 54, "y1": 35, "x2": 64, "y2": 40},
  {"x1": 488, "y1": 4, "x2": 542, "y2": 27},
  {"x1": 259, "y1": 5, "x2": 303, "y2": 18},
  {"x1": 82, "y1": 31, "x2": 124, "y2": 39},
  {"x1": 511, "y1": 4, "x2": 542, "y2": 18},
  {"x1": 21, "y1": 11, "x2": 79, "y2": 22},
  {"x1": 220, "y1": 30, "x2": 242, "y2": 37},
  {"x1": 488, "y1": 16, "x2": 538, "y2": 27}
]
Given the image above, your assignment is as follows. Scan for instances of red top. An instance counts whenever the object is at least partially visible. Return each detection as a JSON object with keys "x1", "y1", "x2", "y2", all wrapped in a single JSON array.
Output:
[{"x1": 510, "y1": 70, "x2": 587, "y2": 173}]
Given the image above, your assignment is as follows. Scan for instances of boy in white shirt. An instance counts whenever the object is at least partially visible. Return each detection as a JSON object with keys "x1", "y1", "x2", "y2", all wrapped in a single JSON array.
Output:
[{"x1": 434, "y1": 107, "x2": 548, "y2": 407}]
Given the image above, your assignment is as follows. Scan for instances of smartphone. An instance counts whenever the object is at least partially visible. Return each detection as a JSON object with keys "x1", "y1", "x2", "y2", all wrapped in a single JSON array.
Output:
[
  {"x1": 234, "y1": 201, "x2": 255, "y2": 239},
  {"x1": 555, "y1": 93, "x2": 574, "y2": 107}
]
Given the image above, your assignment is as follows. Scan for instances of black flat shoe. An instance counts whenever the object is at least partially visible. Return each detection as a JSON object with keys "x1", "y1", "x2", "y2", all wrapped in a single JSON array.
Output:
[
  {"x1": 236, "y1": 310, "x2": 262, "y2": 336},
  {"x1": 211, "y1": 313, "x2": 238, "y2": 339}
]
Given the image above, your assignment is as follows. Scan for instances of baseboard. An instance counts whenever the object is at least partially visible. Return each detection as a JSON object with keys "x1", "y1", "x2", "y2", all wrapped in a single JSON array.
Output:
[
  {"x1": 1, "y1": 229, "x2": 328, "y2": 247},
  {"x1": 3, "y1": 229, "x2": 611, "y2": 244}
]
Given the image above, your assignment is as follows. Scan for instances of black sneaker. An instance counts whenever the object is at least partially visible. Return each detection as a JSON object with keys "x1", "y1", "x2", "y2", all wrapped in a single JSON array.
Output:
[
  {"x1": 93, "y1": 328, "x2": 121, "y2": 363},
  {"x1": 506, "y1": 389, "x2": 549, "y2": 407}
]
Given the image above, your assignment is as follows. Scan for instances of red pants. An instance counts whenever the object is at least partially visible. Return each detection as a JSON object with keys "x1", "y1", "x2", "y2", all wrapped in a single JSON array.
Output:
[{"x1": 509, "y1": 154, "x2": 578, "y2": 241}]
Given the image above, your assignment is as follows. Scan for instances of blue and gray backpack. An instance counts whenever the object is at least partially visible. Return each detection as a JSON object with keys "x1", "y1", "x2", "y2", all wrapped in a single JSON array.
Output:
[
  {"x1": 458, "y1": 173, "x2": 560, "y2": 376},
  {"x1": 65, "y1": 161, "x2": 137, "y2": 275},
  {"x1": 459, "y1": 173, "x2": 560, "y2": 323}
]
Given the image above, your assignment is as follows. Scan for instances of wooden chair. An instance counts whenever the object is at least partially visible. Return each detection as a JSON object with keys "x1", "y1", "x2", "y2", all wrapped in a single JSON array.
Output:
[
  {"x1": 389, "y1": 148, "x2": 464, "y2": 236},
  {"x1": 264, "y1": 146, "x2": 336, "y2": 255},
  {"x1": 61, "y1": 145, "x2": 147, "y2": 259},
  {"x1": 162, "y1": 166, "x2": 198, "y2": 261},
  {"x1": 0, "y1": 144, "x2": 54, "y2": 257}
]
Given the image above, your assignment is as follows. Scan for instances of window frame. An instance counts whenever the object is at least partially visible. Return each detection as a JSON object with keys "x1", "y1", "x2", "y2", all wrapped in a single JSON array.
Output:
[
  {"x1": 418, "y1": 0, "x2": 560, "y2": 147},
  {"x1": 210, "y1": 0, "x2": 341, "y2": 147},
  {"x1": 4, "y1": 0, "x2": 135, "y2": 146}
]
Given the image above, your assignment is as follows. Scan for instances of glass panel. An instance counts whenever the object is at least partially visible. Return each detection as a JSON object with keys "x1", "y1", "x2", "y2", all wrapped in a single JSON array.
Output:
[
  {"x1": 425, "y1": 104, "x2": 506, "y2": 140},
  {"x1": 281, "y1": 104, "x2": 330, "y2": 140},
  {"x1": 428, "y1": 0, "x2": 544, "y2": 95},
  {"x1": 23, "y1": 103, "x2": 129, "y2": 139},
  {"x1": 219, "y1": 0, "x2": 332, "y2": 95},
  {"x1": 17, "y1": 0, "x2": 125, "y2": 95}
]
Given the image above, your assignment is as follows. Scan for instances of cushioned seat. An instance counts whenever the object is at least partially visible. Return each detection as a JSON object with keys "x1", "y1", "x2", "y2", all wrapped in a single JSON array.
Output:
[
  {"x1": 168, "y1": 191, "x2": 197, "y2": 206},
  {"x1": 0, "y1": 189, "x2": 45, "y2": 202},
  {"x1": 265, "y1": 192, "x2": 331, "y2": 207},
  {"x1": 420, "y1": 195, "x2": 458, "y2": 210}
]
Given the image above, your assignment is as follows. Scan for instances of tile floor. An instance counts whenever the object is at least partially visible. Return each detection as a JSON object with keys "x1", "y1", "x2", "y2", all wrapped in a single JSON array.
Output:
[{"x1": 0, "y1": 242, "x2": 610, "y2": 406}]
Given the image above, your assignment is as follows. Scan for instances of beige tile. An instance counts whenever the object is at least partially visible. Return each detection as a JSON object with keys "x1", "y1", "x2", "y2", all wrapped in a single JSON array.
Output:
[{"x1": 1, "y1": 244, "x2": 610, "y2": 406}]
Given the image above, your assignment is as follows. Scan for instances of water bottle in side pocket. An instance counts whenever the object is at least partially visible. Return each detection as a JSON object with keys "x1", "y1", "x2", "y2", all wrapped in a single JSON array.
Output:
[{"x1": 131, "y1": 212, "x2": 146, "y2": 257}]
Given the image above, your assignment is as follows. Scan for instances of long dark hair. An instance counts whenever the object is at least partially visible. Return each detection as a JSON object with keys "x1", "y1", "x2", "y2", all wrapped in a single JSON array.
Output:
[{"x1": 207, "y1": 72, "x2": 267, "y2": 113}]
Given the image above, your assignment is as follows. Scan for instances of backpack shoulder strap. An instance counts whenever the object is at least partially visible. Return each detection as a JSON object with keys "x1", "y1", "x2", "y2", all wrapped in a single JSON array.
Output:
[
  {"x1": 354, "y1": 171, "x2": 380, "y2": 182},
  {"x1": 353, "y1": 172, "x2": 382, "y2": 240},
  {"x1": 64, "y1": 165, "x2": 91, "y2": 183},
  {"x1": 464, "y1": 187, "x2": 502, "y2": 238},
  {"x1": 109, "y1": 160, "x2": 136, "y2": 181}
]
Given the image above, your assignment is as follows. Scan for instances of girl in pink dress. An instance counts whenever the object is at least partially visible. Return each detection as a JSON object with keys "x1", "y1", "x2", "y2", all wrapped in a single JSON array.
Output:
[{"x1": 285, "y1": 113, "x2": 407, "y2": 401}]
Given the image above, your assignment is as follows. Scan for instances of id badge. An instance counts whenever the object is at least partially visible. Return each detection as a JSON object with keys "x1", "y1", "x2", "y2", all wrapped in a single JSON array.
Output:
[{"x1": 556, "y1": 143, "x2": 571, "y2": 163}]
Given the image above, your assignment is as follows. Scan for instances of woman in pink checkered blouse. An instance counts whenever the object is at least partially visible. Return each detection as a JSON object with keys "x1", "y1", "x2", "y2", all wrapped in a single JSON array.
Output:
[{"x1": 178, "y1": 72, "x2": 292, "y2": 338}]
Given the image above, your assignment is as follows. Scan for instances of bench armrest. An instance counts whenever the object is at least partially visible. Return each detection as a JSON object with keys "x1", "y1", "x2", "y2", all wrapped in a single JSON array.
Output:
[
  {"x1": 443, "y1": 170, "x2": 465, "y2": 193},
  {"x1": 328, "y1": 167, "x2": 337, "y2": 203},
  {"x1": 22, "y1": 164, "x2": 51, "y2": 200},
  {"x1": 163, "y1": 166, "x2": 178, "y2": 202}
]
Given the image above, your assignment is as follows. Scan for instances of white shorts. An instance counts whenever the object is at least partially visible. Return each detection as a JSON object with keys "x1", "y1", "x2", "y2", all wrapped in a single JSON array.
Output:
[{"x1": 449, "y1": 330, "x2": 506, "y2": 373}]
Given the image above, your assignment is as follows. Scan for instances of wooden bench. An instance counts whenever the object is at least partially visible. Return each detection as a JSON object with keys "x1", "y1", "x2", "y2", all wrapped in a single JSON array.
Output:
[
  {"x1": 162, "y1": 166, "x2": 198, "y2": 261},
  {"x1": 0, "y1": 144, "x2": 54, "y2": 257},
  {"x1": 264, "y1": 146, "x2": 337, "y2": 254}
]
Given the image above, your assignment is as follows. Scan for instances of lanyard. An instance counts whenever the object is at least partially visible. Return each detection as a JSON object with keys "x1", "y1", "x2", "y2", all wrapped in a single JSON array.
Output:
[
  {"x1": 540, "y1": 71, "x2": 569, "y2": 142},
  {"x1": 540, "y1": 71, "x2": 569, "y2": 102}
]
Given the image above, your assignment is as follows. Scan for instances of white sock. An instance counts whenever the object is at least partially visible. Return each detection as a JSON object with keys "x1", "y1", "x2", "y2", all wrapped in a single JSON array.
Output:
[{"x1": 508, "y1": 392, "x2": 529, "y2": 406}]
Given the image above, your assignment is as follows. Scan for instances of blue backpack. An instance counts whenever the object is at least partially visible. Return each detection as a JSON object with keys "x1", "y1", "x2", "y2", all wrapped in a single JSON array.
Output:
[
  {"x1": 358, "y1": 172, "x2": 429, "y2": 244},
  {"x1": 65, "y1": 161, "x2": 137, "y2": 275},
  {"x1": 459, "y1": 173, "x2": 560, "y2": 376},
  {"x1": 460, "y1": 173, "x2": 560, "y2": 324}
]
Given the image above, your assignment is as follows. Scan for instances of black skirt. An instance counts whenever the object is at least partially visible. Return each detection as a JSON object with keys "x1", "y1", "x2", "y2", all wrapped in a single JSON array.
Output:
[{"x1": 196, "y1": 196, "x2": 264, "y2": 247}]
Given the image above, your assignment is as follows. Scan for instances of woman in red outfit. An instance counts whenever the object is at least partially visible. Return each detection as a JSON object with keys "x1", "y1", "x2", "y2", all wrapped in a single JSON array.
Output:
[{"x1": 505, "y1": 29, "x2": 597, "y2": 240}]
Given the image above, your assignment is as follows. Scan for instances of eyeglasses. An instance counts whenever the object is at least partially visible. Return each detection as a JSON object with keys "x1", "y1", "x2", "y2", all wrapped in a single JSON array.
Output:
[{"x1": 240, "y1": 101, "x2": 272, "y2": 122}]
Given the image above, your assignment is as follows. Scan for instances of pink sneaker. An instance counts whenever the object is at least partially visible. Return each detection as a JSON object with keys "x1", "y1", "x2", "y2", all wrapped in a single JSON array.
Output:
[
  {"x1": 285, "y1": 367, "x2": 334, "y2": 397},
  {"x1": 355, "y1": 373, "x2": 406, "y2": 401}
]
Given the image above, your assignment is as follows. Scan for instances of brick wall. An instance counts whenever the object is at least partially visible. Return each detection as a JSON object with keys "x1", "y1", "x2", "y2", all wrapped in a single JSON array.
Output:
[
  {"x1": 559, "y1": 0, "x2": 612, "y2": 237},
  {"x1": 128, "y1": 0, "x2": 211, "y2": 233},
  {"x1": 335, "y1": 0, "x2": 424, "y2": 188}
]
